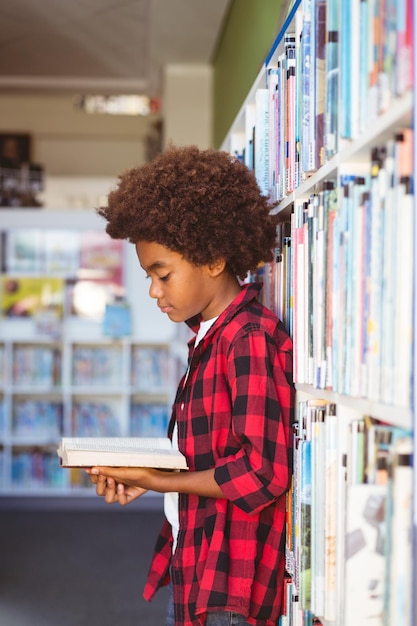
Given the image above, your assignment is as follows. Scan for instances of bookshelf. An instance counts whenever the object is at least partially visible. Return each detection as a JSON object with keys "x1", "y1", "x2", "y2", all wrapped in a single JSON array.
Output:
[
  {"x1": 0, "y1": 209, "x2": 175, "y2": 496},
  {"x1": 222, "y1": 0, "x2": 415, "y2": 624}
]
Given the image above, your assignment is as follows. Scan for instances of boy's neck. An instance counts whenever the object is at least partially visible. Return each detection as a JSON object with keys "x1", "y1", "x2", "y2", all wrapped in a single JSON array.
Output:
[{"x1": 200, "y1": 273, "x2": 241, "y2": 321}]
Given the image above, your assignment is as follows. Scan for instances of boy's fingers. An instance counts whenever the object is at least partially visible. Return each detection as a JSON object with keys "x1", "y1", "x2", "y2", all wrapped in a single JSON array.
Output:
[
  {"x1": 116, "y1": 484, "x2": 129, "y2": 506},
  {"x1": 104, "y1": 480, "x2": 118, "y2": 503},
  {"x1": 95, "y1": 474, "x2": 109, "y2": 496}
]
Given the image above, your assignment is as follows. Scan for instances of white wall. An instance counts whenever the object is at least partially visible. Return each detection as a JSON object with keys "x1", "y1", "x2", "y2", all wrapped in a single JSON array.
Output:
[
  {"x1": 163, "y1": 64, "x2": 213, "y2": 148},
  {"x1": 0, "y1": 93, "x2": 155, "y2": 177}
]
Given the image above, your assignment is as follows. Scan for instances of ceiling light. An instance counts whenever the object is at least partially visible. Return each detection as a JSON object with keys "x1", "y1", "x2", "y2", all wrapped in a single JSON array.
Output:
[{"x1": 74, "y1": 95, "x2": 160, "y2": 116}]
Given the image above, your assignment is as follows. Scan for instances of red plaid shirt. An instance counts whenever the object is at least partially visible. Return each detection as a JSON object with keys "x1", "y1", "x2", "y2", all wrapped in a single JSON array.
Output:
[{"x1": 143, "y1": 283, "x2": 294, "y2": 626}]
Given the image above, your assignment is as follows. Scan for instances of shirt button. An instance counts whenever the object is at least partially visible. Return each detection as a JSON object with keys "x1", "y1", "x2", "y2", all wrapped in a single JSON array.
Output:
[{"x1": 181, "y1": 403, "x2": 184, "y2": 410}]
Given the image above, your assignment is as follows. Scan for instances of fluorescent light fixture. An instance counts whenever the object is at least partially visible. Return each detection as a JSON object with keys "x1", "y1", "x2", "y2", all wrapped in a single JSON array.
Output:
[{"x1": 74, "y1": 94, "x2": 160, "y2": 116}]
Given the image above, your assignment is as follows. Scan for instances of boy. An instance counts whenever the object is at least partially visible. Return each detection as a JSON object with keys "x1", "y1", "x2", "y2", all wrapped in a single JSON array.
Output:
[{"x1": 88, "y1": 145, "x2": 294, "y2": 626}]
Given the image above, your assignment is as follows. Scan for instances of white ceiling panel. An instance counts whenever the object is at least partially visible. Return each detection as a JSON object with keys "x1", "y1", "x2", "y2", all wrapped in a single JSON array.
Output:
[{"x1": 0, "y1": 0, "x2": 231, "y2": 95}]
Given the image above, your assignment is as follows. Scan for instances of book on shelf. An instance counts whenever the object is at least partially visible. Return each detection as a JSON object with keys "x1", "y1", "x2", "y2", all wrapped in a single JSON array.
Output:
[
  {"x1": 1, "y1": 275, "x2": 64, "y2": 319},
  {"x1": 298, "y1": 437, "x2": 312, "y2": 611},
  {"x1": 344, "y1": 483, "x2": 386, "y2": 625},
  {"x1": 44, "y1": 229, "x2": 80, "y2": 275},
  {"x1": 12, "y1": 448, "x2": 67, "y2": 489},
  {"x1": 300, "y1": 0, "x2": 314, "y2": 173},
  {"x1": 13, "y1": 399, "x2": 63, "y2": 438},
  {"x1": 72, "y1": 345, "x2": 123, "y2": 387},
  {"x1": 386, "y1": 436, "x2": 413, "y2": 624},
  {"x1": 323, "y1": 403, "x2": 338, "y2": 622},
  {"x1": 72, "y1": 401, "x2": 120, "y2": 437},
  {"x1": 57, "y1": 437, "x2": 188, "y2": 470},
  {"x1": 285, "y1": 33, "x2": 296, "y2": 193},
  {"x1": 130, "y1": 402, "x2": 169, "y2": 437},
  {"x1": 254, "y1": 88, "x2": 270, "y2": 196},
  {"x1": 267, "y1": 67, "x2": 279, "y2": 198},
  {"x1": 102, "y1": 300, "x2": 132, "y2": 338},
  {"x1": 6, "y1": 229, "x2": 43, "y2": 273},
  {"x1": 314, "y1": 0, "x2": 326, "y2": 168},
  {"x1": 131, "y1": 345, "x2": 170, "y2": 390},
  {"x1": 12, "y1": 344, "x2": 62, "y2": 387},
  {"x1": 324, "y1": 0, "x2": 339, "y2": 159}
]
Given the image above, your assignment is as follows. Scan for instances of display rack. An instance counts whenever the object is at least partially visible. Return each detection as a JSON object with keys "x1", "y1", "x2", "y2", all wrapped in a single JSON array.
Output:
[{"x1": 0, "y1": 209, "x2": 175, "y2": 496}]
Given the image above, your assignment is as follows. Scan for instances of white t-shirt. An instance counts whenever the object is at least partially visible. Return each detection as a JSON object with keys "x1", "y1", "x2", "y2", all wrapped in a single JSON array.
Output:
[{"x1": 164, "y1": 316, "x2": 218, "y2": 553}]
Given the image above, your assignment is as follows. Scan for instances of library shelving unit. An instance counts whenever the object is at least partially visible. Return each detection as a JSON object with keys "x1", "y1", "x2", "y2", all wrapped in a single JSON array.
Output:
[
  {"x1": 0, "y1": 209, "x2": 175, "y2": 496},
  {"x1": 222, "y1": 1, "x2": 415, "y2": 625}
]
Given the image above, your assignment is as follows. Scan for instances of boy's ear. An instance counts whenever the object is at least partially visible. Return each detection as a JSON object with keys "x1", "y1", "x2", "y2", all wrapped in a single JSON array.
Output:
[{"x1": 208, "y1": 258, "x2": 226, "y2": 276}]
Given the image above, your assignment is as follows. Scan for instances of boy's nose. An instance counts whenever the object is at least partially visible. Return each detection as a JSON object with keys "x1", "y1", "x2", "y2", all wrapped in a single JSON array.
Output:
[{"x1": 149, "y1": 280, "x2": 162, "y2": 299}]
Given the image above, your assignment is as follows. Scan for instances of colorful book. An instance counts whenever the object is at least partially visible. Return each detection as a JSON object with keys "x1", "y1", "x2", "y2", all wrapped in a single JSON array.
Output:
[
  {"x1": 314, "y1": 0, "x2": 326, "y2": 167},
  {"x1": 298, "y1": 438, "x2": 312, "y2": 611},
  {"x1": 254, "y1": 88, "x2": 270, "y2": 196},
  {"x1": 344, "y1": 483, "x2": 386, "y2": 625},
  {"x1": 324, "y1": 0, "x2": 339, "y2": 158}
]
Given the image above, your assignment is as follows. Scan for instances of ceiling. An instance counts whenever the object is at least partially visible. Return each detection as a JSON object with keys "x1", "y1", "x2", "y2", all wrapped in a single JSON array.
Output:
[{"x1": 0, "y1": 0, "x2": 231, "y2": 98}]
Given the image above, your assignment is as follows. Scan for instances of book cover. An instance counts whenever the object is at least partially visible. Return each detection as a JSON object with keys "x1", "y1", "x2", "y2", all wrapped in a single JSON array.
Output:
[
  {"x1": 344, "y1": 483, "x2": 386, "y2": 625},
  {"x1": 57, "y1": 436, "x2": 188, "y2": 470},
  {"x1": 71, "y1": 231, "x2": 125, "y2": 320},
  {"x1": 44, "y1": 229, "x2": 79, "y2": 275},
  {"x1": 1, "y1": 275, "x2": 64, "y2": 318},
  {"x1": 102, "y1": 300, "x2": 132, "y2": 338},
  {"x1": 6, "y1": 229, "x2": 43, "y2": 273}
]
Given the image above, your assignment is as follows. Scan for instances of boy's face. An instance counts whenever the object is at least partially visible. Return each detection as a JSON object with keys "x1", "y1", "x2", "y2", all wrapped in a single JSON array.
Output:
[{"x1": 135, "y1": 240, "x2": 226, "y2": 323}]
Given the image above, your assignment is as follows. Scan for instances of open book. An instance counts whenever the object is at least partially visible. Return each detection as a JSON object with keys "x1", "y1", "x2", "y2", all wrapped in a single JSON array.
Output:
[{"x1": 57, "y1": 437, "x2": 188, "y2": 470}]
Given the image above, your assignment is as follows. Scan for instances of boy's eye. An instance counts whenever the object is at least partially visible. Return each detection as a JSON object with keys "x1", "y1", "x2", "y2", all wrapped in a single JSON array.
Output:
[{"x1": 144, "y1": 273, "x2": 169, "y2": 282}]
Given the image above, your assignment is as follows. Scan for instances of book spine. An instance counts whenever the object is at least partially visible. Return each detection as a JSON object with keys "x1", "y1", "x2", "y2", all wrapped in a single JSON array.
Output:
[
  {"x1": 253, "y1": 88, "x2": 270, "y2": 196},
  {"x1": 314, "y1": 0, "x2": 327, "y2": 168},
  {"x1": 325, "y1": 0, "x2": 339, "y2": 159}
]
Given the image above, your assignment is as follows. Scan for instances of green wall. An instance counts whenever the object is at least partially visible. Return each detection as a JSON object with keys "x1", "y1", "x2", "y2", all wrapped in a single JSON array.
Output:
[{"x1": 212, "y1": 0, "x2": 290, "y2": 148}]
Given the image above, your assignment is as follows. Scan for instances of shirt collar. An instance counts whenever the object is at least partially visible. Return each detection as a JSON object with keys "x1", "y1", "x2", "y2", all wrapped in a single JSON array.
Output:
[{"x1": 185, "y1": 282, "x2": 263, "y2": 339}]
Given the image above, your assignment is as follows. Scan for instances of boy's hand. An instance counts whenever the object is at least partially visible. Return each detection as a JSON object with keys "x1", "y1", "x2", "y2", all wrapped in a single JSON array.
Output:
[{"x1": 86, "y1": 468, "x2": 148, "y2": 506}]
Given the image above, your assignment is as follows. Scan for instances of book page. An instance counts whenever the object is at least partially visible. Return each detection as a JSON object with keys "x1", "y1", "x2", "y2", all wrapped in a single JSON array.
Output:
[{"x1": 61, "y1": 437, "x2": 172, "y2": 453}]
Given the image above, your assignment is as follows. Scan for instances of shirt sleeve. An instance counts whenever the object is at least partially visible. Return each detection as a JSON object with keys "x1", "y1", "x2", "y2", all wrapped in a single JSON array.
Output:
[{"x1": 214, "y1": 328, "x2": 293, "y2": 514}]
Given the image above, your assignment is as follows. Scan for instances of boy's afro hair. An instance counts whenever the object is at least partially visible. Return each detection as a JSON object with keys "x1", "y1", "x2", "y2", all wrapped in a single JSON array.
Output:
[{"x1": 97, "y1": 145, "x2": 279, "y2": 280}]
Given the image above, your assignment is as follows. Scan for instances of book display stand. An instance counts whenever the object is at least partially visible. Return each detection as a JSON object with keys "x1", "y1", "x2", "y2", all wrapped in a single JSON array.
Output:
[{"x1": 0, "y1": 209, "x2": 174, "y2": 495}]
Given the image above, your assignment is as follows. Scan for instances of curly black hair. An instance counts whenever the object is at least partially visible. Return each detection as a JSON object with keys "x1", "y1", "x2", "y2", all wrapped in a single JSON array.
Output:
[{"x1": 97, "y1": 145, "x2": 278, "y2": 280}]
